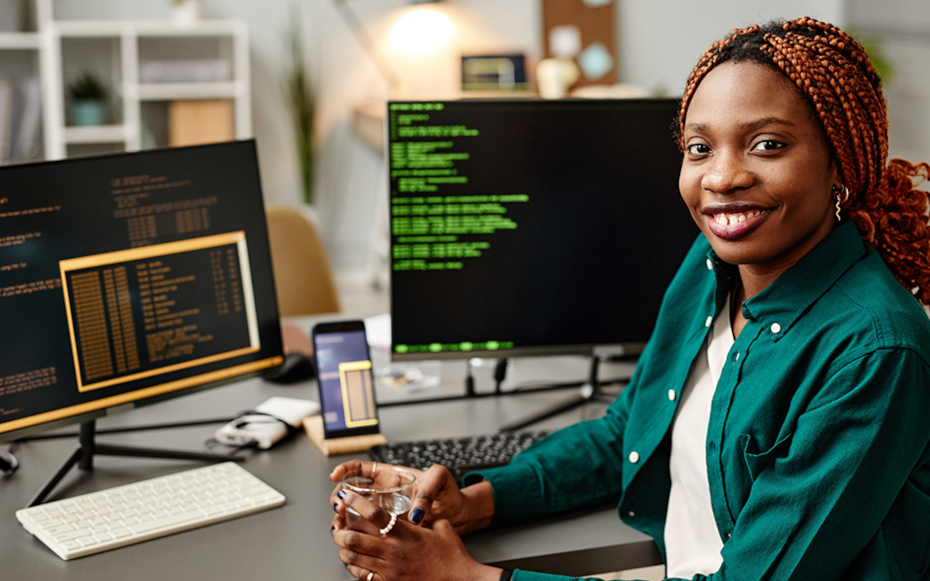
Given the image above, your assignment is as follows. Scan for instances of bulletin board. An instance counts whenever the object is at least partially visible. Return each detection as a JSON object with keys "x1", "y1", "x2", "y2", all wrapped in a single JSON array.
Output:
[{"x1": 541, "y1": 0, "x2": 618, "y2": 90}]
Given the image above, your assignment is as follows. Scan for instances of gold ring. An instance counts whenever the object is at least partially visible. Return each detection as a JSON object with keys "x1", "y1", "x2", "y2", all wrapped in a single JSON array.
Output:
[
  {"x1": 366, "y1": 572, "x2": 375, "y2": 581},
  {"x1": 371, "y1": 462, "x2": 379, "y2": 477}
]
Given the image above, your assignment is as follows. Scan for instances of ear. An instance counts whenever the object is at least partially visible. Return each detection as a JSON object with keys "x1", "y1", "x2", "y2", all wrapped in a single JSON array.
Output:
[{"x1": 828, "y1": 157, "x2": 843, "y2": 191}]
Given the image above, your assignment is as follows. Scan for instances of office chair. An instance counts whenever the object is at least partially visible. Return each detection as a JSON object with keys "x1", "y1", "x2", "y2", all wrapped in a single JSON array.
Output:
[{"x1": 265, "y1": 205, "x2": 341, "y2": 316}]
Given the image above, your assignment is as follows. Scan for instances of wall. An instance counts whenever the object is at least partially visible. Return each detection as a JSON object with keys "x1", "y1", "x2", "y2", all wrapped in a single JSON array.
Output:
[
  {"x1": 52, "y1": 0, "x2": 857, "y2": 272},
  {"x1": 847, "y1": 0, "x2": 930, "y2": 163}
]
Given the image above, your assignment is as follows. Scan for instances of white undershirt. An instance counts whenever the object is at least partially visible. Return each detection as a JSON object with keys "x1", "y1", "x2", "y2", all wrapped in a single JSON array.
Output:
[{"x1": 664, "y1": 296, "x2": 734, "y2": 578}]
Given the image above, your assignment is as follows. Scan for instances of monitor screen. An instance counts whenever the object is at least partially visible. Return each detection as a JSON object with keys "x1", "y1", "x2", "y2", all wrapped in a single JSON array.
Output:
[
  {"x1": 0, "y1": 140, "x2": 284, "y2": 441},
  {"x1": 387, "y1": 98, "x2": 699, "y2": 360}
]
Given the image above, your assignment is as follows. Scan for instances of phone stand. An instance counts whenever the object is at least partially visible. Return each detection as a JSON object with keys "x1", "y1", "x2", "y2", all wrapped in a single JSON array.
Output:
[{"x1": 303, "y1": 416, "x2": 387, "y2": 456}]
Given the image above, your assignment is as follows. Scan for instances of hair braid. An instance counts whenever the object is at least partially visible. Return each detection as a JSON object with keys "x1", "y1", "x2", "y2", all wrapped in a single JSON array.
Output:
[{"x1": 679, "y1": 17, "x2": 930, "y2": 305}]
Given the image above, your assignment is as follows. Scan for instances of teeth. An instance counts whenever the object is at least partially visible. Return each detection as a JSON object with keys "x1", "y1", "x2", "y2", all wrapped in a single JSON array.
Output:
[{"x1": 713, "y1": 209, "x2": 765, "y2": 226}]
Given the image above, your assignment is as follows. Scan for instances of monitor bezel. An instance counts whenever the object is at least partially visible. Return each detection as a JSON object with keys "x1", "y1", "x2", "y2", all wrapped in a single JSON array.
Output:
[{"x1": 0, "y1": 141, "x2": 285, "y2": 442}]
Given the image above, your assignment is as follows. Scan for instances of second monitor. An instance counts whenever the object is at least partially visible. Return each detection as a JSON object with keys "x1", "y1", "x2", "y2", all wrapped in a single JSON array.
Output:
[{"x1": 388, "y1": 98, "x2": 700, "y2": 361}]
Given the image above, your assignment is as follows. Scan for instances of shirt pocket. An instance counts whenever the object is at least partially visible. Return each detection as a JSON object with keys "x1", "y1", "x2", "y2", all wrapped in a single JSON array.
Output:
[{"x1": 739, "y1": 432, "x2": 793, "y2": 482}]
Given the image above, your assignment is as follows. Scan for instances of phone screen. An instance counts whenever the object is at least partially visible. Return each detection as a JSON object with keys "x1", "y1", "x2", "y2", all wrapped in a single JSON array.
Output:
[{"x1": 312, "y1": 321, "x2": 380, "y2": 439}]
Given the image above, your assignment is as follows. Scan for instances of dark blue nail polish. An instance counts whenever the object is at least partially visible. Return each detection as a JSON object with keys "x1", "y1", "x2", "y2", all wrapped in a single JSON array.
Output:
[
  {"x1": 337, "y1": 490, "x2": 346, "y2": 500},
  {"x1": 331, "y1": 525, "x2": 335, "y2": 534},
  {"x1": 333, "y1": 502, "x2": 339, "y2": 512},
  {"x1": 410, "y1": 508, "x2": 424, "y2": 524}
]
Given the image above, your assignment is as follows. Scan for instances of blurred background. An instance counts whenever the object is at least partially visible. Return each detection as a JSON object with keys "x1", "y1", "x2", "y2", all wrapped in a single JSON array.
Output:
[{"x1": 0, "y1": 0, "x2": 926, "y2": 301}]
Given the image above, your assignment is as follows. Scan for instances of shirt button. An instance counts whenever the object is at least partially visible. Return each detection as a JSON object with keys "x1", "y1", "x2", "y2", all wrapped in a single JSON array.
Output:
[
  {"x1": 771, "y1": 322, "x2": 782, "y2": 334},
  {"x1": 668, "y1": 389, "x2": 676, "y2": 401},
  {"x1": 628, "y1": 511, "x2": 635, "y2": 518},
  {"x1": 732, "y1": 351, "x2": 740, "y2": 362},
  {"x1": 706, "y1": 258, "x2": 714, "y2": 271},
  {"x1": 705, "y1": 315, "x2": 713, "y2": 327},
  {"x1": 629, "y1": 451, "x2": 640, "y2": 464}
]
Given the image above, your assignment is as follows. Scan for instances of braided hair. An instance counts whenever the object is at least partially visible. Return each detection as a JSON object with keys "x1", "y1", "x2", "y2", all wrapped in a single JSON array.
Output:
[{"x1": 678, "y1": 17, "x2": 930, "y2": 304}]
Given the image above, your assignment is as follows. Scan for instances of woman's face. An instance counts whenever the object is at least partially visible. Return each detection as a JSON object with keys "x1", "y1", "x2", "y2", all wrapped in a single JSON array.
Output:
[{"x1": 679, "y1": 61, "x2": 839, "y2": 273}]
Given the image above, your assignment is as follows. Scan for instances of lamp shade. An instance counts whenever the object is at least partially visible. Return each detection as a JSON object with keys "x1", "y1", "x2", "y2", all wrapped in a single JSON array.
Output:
[{"x1": 389, "y1": 7, "x2": 452, "y2": 54}]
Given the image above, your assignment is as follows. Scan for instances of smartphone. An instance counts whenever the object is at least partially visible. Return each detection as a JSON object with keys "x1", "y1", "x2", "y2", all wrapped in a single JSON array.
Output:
[{"x1": 312, "y1": 320, "x2": 380, "y2": 439}]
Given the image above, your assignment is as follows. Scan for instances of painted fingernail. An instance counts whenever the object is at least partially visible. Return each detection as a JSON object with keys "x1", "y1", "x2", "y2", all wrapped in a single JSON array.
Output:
[
  {"x1": 410, "y1": 508, "x2": 424, "y2": 524},
  {"x1": 333, "y1": 502, "x2": 339, "y2": 512},
  {"x1": 337, "y1": 490, "x2": 346, "y2": 500}
]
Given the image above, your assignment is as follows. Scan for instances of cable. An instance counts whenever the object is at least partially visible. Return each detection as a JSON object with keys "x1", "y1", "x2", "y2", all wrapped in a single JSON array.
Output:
[
  {"x1": 465, "y1": 358, "x2": 476, "y2": 397},
  {"x1": 494, "y1": 358, "x2": 508, "y2": 395}
]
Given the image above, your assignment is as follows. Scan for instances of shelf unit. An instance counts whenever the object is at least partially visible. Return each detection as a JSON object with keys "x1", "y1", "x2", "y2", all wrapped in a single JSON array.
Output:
[{"x1": 0, "y1": 0, "x2": 251, "y2": 163}]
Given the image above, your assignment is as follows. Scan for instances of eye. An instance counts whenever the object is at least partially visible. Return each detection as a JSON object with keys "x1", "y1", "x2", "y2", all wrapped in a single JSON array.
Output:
[
  {"x1": 751, "y1": 139, "x2": 785, "y2": 152},
  {"x1": 686, "y1": 143, "x2": 711, "y2": 156}
]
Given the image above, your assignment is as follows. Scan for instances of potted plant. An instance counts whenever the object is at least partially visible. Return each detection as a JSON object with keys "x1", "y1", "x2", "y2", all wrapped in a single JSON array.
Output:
[
  {"x1": 68, "y1": 72, "x2": 108, "y2": 126},
  {"x1": 284, "y1": 6, "x2": 316, "y2": 206}
]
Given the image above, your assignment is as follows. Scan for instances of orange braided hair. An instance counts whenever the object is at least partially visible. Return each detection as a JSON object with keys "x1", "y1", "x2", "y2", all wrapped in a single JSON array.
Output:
[{"x1": 678, "y1": 17, "x2": 930, "y2": 304}]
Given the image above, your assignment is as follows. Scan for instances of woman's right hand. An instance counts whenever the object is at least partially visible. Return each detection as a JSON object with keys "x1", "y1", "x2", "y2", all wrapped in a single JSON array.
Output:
[{"x1": 329, "y1": 461, "x2": 495, "y2": 534}]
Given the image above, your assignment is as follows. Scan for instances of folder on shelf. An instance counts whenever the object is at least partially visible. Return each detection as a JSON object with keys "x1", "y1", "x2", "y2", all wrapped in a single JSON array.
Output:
[{"x1": 168, "y1": 99, "x2": 234, "y2": 147}]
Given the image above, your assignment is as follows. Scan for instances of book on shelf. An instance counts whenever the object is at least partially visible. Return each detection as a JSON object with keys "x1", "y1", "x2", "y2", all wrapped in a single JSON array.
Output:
[
  {"x1": 0, "y1": 79, "x2": 11, "y2": 164},
  {"x1": 139, "y1": 60, "x2": 232, "y2": 84},
  {"x1": 9, "y1": 77, "x2": 41, "y2": 164}
]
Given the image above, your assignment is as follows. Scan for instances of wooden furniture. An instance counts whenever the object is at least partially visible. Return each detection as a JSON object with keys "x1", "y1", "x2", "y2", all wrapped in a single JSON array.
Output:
[{"x1": 265, "y1": 205, "x2": 342, "y2": 317}]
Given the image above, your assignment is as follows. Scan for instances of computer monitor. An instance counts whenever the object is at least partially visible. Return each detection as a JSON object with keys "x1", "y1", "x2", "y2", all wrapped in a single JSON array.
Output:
[
  {"x1": 0, "y1": 141, "x2": 283, "y2": 447},
  {"x1": 387, "y1": 98, "x2": 699, "y2": 361}
]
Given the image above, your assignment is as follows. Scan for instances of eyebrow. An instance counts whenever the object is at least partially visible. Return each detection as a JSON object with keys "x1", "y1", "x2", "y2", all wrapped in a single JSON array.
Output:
[{"x1": 685, "y1": 117, "x2": 796, "y2": 132}]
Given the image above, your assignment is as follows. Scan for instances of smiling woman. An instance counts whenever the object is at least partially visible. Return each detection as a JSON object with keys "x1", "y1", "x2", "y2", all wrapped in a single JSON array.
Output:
[{"x1": 327, "y1": 17, "x2": 930, "y2": 581}]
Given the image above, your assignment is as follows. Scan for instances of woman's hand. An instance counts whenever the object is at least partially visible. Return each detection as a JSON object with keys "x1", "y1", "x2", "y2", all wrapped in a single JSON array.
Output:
[
  {"x1": 329, "y1": 461, "x2": 495, "y2": 534},
  {"x1": 332, "y1": 488, "x2": 501, "y2": 581}
]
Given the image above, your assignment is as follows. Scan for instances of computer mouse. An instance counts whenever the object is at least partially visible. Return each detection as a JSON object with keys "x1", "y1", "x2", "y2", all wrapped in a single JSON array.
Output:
[{"x1": 262, "y1": 352, "x2": 315, "y2": 384}]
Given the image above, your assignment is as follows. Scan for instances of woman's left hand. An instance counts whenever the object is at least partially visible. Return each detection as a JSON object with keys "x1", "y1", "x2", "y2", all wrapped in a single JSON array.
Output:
[{"x1": 332, "y1": 488, "x2": 501, "y2": 581}]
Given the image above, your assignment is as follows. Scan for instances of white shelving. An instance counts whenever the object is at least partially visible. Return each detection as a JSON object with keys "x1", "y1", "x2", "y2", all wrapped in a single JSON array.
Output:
[
  {"x1": 0, "y1": 33, "x2": 41, "y2": 50},
  {"x1": 0, "y1": 0, "x2": 251, "y2": 163}
]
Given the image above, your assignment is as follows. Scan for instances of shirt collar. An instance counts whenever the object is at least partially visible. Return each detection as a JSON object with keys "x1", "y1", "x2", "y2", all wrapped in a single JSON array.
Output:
[{"x1": 705, "y1": 221, "x2": 867, "y2": 339}]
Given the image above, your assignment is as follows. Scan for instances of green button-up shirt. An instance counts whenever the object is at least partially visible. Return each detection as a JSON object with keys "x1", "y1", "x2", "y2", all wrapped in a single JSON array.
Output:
[{"x1": 477, "y1": 222, "x2": 930, "y2": 580}]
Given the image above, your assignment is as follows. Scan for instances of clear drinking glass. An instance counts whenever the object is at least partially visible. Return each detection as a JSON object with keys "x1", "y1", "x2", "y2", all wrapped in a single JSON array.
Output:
[{"x1": 341, "y1": 465, "x2": 416, "y2": 533}]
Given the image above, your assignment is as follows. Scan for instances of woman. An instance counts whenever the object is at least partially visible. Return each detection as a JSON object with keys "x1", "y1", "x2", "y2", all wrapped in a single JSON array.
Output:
[{"x1": 330, "y1": 17, "x2": 930, "y2": 581}]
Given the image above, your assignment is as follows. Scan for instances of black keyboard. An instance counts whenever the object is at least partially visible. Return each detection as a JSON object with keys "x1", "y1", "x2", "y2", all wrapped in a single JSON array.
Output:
[{"x1": 368, "y1": 430, "x2": 551, "y2": 487}]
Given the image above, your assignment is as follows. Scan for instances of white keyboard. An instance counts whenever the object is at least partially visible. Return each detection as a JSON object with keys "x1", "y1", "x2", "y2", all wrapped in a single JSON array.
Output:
[{"x1": 16, "y1": 462, "x2": 285, "y2": 560}]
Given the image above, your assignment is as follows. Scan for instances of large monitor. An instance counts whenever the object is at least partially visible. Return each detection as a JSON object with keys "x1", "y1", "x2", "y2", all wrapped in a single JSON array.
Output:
[
  {"x1": 387, "y1": 98, "x2": 699, "y2": 361},
  {"x1": 0, "y1": 141, "x2": 284, "y2": 444}
]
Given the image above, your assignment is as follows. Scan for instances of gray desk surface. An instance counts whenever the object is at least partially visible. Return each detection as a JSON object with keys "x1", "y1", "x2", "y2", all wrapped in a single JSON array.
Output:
[{"x1": 1, "y1": 344, "x2": 660, "y2": 580}]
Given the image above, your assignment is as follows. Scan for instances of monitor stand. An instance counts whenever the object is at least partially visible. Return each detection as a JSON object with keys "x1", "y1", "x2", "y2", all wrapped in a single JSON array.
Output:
[
  {"x1": 498, "y1": 354, "x2": 615, "y2": 432},
  {"x1": 27, "y1": 420, "x2": 240, "y2": 507}
]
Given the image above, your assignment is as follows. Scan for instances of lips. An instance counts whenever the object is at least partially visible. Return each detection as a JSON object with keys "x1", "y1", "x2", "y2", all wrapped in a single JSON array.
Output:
[{"x1": 702, "y1": 204, "x2": 771, "y2": 240}]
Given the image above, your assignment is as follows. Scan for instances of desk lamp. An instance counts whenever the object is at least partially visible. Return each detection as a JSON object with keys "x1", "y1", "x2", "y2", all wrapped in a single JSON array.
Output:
[{"x1": 332, "y1": 0, "x2": 453, "y2": 92}]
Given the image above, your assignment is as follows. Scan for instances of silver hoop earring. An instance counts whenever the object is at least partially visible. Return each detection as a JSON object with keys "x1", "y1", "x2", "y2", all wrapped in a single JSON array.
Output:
[{"x1": 834, "y1": 185, "x2": 849, "y2": 221}]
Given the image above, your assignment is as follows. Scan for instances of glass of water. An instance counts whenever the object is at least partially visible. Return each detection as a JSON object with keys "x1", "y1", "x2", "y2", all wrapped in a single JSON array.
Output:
[{"x1": 341, "y1": 465, "x2": 416, "y2": 533}]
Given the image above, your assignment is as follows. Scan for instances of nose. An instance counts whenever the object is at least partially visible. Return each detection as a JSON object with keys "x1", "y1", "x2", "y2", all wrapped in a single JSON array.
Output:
[{"x1": 702, "y1": 151, "x2": 753, "y2": 195}]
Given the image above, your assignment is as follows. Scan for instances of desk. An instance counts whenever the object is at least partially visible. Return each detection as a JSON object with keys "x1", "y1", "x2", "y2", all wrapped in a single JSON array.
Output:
[{"x1": 0, "y1": 354, "x2": 660, "y2": 580}]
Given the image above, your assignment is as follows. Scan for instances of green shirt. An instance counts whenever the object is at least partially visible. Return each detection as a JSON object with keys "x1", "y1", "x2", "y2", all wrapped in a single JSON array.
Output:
[{"x1": 476, "y1": 222, "x2": 930, "y2": 580}]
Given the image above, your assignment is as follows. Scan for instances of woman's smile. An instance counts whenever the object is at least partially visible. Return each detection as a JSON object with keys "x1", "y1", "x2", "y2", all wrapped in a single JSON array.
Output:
[{"x1": 703, "y1": 203, "x2": 771, "y2": 240}]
